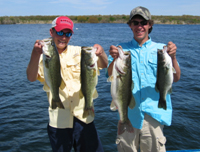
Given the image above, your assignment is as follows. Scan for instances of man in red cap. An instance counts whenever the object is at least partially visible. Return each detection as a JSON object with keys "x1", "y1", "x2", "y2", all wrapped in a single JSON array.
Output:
[{"x1": 27, "y1": 16, "x2": 107, "y2": 152}]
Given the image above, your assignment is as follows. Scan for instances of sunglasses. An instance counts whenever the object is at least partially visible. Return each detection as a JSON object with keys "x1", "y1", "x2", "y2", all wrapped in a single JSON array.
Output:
[
  {"x1": 131, "y1": 20, "x2": 148, "y2": 26},
  {"x1": 54, "y1": 29, "x2": 72, "y2": 37}
]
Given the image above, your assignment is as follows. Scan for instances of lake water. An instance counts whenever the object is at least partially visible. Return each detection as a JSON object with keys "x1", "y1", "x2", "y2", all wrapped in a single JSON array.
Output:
[{"x1": 0, "y1": 23, "x2": 200, "y2": 152}]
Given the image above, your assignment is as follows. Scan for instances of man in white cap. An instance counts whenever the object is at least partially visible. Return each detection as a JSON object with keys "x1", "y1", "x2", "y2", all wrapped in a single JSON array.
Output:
[
  {"x1": 107, "y1": 6, "x2": 181, "y2": 152},
  {"x1": 27, "y1": 16, "x2": 107, "y2": 152}
]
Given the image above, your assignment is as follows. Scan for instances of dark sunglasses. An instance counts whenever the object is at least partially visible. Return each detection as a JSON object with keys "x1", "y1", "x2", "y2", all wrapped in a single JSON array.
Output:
[
  {"x1": 54, "y1": 29, "x2": 72, "y2": 37},
  {"x1": 131, "y1": 20, "x2": 148, "y2": 26}
]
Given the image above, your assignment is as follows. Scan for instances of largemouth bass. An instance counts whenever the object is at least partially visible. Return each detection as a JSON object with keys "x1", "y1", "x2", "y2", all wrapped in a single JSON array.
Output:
[
  {"x1": 40, "y1": 39, "x2": 65, "y2": 109},
  {"x1": 108, "y1": 47, "x2": 135, "y2": 135},
  {"x1": 81, "y1": 46, "x2": 99, "y2": 118},
  {"x1": 155, "y1": 46, "x2": 176, "y2": 110}
]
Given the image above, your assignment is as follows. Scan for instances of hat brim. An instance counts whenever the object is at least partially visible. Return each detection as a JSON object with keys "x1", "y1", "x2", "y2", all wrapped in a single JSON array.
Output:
[{"x1": 54, "y1": 26, "x2": 74, "y2": 33}]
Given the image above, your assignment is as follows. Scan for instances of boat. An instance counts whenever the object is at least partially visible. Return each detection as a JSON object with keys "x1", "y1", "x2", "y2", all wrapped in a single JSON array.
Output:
[{"x1": 167, "y1": 150, "x2": 200, "y2": 152}]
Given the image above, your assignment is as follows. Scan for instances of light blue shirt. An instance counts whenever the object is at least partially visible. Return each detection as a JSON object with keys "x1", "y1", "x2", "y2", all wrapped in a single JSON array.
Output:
[{"x1": 106, "y1": 37, "x2": 172, "y2": 129}]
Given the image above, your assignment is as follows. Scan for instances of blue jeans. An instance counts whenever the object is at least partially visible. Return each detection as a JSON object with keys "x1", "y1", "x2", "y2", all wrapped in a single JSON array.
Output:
[{"x1": 47, "y1": 117, "x2": 104, "y2": 152}]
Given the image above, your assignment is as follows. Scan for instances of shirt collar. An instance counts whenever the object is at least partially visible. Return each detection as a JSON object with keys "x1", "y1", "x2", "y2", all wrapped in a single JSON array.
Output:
[
  {"x1": 131, "y1": 36, "x2": 152, "y2": 48},
  {"x1": 59, "y1": 46, "x2": 68, "y2": 55}
]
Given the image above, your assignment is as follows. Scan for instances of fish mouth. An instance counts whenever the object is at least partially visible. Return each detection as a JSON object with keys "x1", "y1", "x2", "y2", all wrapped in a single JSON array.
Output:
[
  {"x1": 82, "y1": 46, "x2": 93, "y2": 52},
  {"x1": 89, "y1": 63, "x2": 95, "y2": 68},
  {"x1": 123, "y1": 53, "x2": 130, "y2": 59},
  {"x1": 44, "y1": 54, "x2": 51, "y2": 59},
  {"x1": 115, "y1": 64, "x2": 125, "y2": 75},
  {"x1": 158, "y1": 49, "x2": 165, "y2": 55},
  {"x1": 115, "y1": 47, "x2": 130, "y2": 75},
  {"x1": 158, "y1": 46, "x2": 167, "y2": 54},
  {"x1": 118, "y1": 47, "x2": 130, "y2": 60}
]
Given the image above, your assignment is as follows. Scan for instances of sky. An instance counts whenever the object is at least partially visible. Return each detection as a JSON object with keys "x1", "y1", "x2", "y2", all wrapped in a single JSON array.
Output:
[{"x1": 0, "y1": 0, "x2": 200, "y2": 17}]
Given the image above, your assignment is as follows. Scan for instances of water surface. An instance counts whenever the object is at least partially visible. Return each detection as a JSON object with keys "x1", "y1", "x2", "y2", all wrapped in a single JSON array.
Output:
[{"x1": 0, "y1": 23, "x2": 200, "y2": 152}]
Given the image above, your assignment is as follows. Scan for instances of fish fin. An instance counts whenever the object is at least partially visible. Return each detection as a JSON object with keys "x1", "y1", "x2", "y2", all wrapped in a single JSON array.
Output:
[
  {"x1": 118, "y1": 75, "x2": 123, "y2": 82},
  {"x1": 93, "y1": 89, "x2": 98, "y2": 99},
  {"x1": 164, "y1": 67, "x2": 169, "y2": 75},
  {"x1": 118, "y1": 120, "x2": 134, "y2": 135},
  {"x1": 93, "y1": 69, "x2": 97, "y2": 77},
  {"x1": 45, "y1": 59, "x2": 49, "y2": 69},
  {"x1": 168, "y1": 87, "x2": 172, "y2": 94},
  {"x1": 107, "y1": 76, "x2": 113, "y2": 82},
  {"x1": 128, "y1": 95, "x2": 136, "y2": 109},
  {"x1": 172, "y1": 67, "x2": 176, "y2": 74},
  {"x1": 155, "y1": 82, "x2": 159, "y2": 92},
  {"x1": 43, "y1": 81, "x2": 50, "y2": 92},
  {"x1": 83, "y1": 106, "x2": 95, "y2": 118},
  {"x1": 166, "y1": 63, "x2": 171, "y2": 69},
  {"x1": 51, "y1": 98, "x2": 65, "y2": 109},
  {"x1": 131, "y1": 81, "x2": 134, "y2": 90},
  {"x1": 158, "y1": 99, "x2": 167, "y2": 110},
  {"x1": 59, "y1": 79, "x2": 66, "y2": 90},
  {"x1": 79, "y1": 90, "x2": 84, "y2": 98},
  {"x1": 110, "y1": 100, "x2": 117, "y2": 111}
]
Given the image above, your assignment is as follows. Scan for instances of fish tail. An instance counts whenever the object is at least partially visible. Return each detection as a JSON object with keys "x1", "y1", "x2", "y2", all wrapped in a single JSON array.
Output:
[
  {"x1": 51, "y1": 98, "x2": 65, "y2": 109},
  {"x1": 83, "y1": 107, "x2": 95, "y2": 118},
  {"x1": 117, "y1": 120, "x2": 134, "y2": 135},
  {"x1": 158, "y1": 99, "x2": 167, "y2": 110}
]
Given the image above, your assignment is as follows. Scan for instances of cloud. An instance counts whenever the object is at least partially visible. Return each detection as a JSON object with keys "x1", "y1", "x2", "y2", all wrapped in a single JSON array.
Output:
[
  {"x1": 89, "y1": 0, "x2": 113, "y2": 5},
  {"x1": 49, "y1": 0, "x2": 113, "y2": 13},
  {"x1": 50, "y1": 0, "x2": 84, "y2": 5},
  {"x1": 0, "y1": 0, "x2": 27, "y2": 4},
  {"x1": 50, "y1": 0, "x2": 113, "y2": 6}
]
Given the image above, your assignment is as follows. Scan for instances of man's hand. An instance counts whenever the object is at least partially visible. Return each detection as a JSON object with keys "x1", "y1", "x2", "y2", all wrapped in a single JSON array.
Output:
[
  {"x1": 109, "y1": 45, "x2": 119, "y2": 59},
  {"x1": 167, "y1": 41, "x2": 177, "y2": 60}
]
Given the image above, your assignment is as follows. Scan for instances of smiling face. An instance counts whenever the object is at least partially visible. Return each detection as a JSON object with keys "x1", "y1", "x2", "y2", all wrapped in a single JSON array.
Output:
[
  {"x1": 129, "y1": 16, "x2": 152, "y2": 46},
  {"x1": 50, "y1": 28, "x2": 72, "y2": 54}
]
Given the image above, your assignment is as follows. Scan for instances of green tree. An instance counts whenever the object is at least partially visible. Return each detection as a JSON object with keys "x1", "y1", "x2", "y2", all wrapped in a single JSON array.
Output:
[
  {"x1": 77, "y1": 16, "x2": 87, "y2": 23},
  {"x1": 88, "y1": 16, "x2": 99, "y2": 23},
  {"x1": 109, "y1": 16, "x2": 116, "y2": 22}
]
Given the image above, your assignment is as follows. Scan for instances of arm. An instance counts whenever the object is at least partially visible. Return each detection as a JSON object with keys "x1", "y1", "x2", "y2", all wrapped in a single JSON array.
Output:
[
  {"x1": 167, "y1": 41, "x2": 181, "y2": 82},
  {"x1": 26, "y1": 40, "x2": 43, "y2": 82},
  {"x1": 94, "y1": 44, "x2": 108, "y2": 69}
]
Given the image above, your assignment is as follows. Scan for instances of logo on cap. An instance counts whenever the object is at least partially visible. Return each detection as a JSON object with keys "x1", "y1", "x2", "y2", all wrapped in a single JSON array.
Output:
[{"x1": 60, "y1": 19, "x2": 72, "y2": 26}]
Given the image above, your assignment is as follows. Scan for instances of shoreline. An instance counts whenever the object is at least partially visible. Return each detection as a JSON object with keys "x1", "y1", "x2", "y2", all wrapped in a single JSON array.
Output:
[{"x1": 1, "y1": 15, "x2": 200, "y2": 25}]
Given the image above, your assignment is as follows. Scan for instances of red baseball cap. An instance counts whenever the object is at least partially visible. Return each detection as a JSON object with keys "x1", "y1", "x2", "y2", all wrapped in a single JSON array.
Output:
[{"x1": 52, "y1": 16, "x2": 74, "y2": 33}]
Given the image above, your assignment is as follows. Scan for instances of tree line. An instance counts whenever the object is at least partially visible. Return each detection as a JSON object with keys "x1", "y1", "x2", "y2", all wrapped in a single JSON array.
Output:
[{"x1": 0, "y1": 15, "x2": 200, "y2": 24}]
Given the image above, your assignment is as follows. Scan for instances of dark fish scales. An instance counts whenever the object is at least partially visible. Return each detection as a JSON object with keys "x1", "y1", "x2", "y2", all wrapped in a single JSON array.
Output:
[
  {"x1": 81, "y1": 46, "x2": 99, "y2": 118},
  {"x1": 108, "y1": 47, "x2": 135, "y2": 135},
  {"x1": 155, "y1": 46, "x2": 176, "y2": 110},
  {"x1": 41, "y1": 39, "x2": 65, "y2": 109}
]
